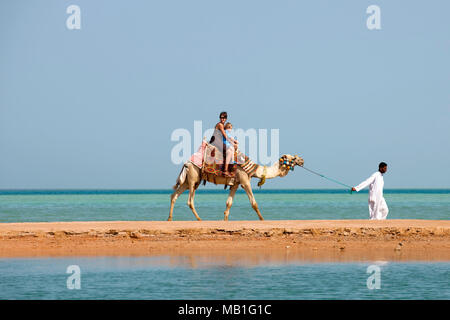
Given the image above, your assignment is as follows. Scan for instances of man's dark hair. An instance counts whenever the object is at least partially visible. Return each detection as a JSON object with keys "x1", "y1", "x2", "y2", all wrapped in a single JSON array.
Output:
[
  {"x1": 219, "y1": 111, "x2": 227, "y2": 119},
  {"x1": 379, "y1": 162, "x2": 387, "y2": 169}
]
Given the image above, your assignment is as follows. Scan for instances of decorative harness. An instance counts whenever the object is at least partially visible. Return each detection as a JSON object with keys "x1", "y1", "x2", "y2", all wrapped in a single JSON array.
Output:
[
  {"x1": 257, "y1": 165, "x2": 267, "y2": 187},
  {"x1": 258, "y1": 156, "x2": 296, "y2": 187},
  {"x1": 279, "y1": 155, "x2": 296, "y2": 171}
]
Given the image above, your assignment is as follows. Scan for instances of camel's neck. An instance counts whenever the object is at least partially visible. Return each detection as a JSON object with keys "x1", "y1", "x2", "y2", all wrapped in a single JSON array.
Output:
[{"x1": 253, "y1": 162, "x2": 288, "y2": 179}]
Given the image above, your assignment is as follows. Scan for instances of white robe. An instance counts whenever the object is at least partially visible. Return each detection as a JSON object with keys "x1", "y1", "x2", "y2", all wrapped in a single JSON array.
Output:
[{"x1": 355, "y1": 171, "x2": 388, "y2": 220}]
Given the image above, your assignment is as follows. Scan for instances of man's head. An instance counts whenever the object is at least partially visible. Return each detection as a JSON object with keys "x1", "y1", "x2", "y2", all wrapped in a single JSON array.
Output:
[{"x1": 379, "y1": 162, "x2": 388, "y2": 174}]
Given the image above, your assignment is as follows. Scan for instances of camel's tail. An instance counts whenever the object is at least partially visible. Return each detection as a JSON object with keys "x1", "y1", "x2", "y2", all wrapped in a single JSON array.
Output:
[{"x1": 173, "y1": 163, "x2": 188, "y2": 190}]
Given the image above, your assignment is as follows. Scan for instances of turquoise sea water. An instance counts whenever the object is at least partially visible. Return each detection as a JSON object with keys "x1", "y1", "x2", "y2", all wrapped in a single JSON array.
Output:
[
  {"x1": 0, "y1": 189, "x2": 448, "y2": 300},
  {"x1": 0, "y1": 257, "x2": 449, "y2": 299},
  {"x1": 0, "y1": 189, "x2": 449, "y2": 222}
]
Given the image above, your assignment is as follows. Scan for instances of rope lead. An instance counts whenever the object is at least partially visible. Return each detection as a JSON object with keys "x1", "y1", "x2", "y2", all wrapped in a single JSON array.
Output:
[{"x1": 300, "y1": 166, "x2": 353, "y2": 193}]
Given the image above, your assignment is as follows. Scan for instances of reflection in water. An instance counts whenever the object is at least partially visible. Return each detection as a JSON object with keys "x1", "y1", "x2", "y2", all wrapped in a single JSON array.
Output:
[
  {"x1": 80, "y1": 253, "x2": 396, "y2": 270},
  {"x1": 73, "y1": 242, "x2": 449, "y2": 270},
  {"x1": 0, "y1": 256, "x2": 449, "y2": 299},
  {"x1": 74, "y1": 253, "x2": 308, "y2": 270},
  {"x1": 372, "y1": 260, "x2": 389, "y2": 266}
]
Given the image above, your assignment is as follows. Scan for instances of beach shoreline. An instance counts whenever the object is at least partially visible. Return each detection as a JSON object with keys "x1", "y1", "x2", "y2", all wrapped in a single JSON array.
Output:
[{"x1": 1, "y1": 220, "x2": 449, "y2": 262}]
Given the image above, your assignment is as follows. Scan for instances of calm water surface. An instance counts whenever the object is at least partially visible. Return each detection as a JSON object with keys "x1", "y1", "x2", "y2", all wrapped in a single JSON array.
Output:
[
  {"x1": 0, "y1": 189, "x2": 449, "y2": 222},
  {"x1": 0, "y1": 257, "x2": 449, "y2": 299},
  {"x1": 1, "y1": 190, "x2": 448, "y2": 300}
]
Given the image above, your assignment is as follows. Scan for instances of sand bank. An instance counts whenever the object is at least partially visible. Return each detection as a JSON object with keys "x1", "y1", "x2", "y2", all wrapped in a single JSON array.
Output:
[{"x1": 0, "y1": 220, "x2": 449, "y2": 262}]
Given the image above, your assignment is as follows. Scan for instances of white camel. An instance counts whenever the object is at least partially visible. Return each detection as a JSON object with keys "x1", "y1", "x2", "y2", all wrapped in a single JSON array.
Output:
[{"x1": 168, "y1": 154, "x2": 304, "y2": 221}]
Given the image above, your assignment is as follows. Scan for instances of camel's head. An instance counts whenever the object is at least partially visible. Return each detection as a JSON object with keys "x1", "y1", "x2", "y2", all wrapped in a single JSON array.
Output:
[
  {"x1": 278, "y1": 154, "x2": 304, "y2": 176},
  {"x1": 293, "y1": 154, "x2": 305, "y2": 167}
]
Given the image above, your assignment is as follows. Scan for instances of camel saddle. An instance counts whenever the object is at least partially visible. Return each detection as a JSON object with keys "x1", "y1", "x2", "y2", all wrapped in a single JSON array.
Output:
[{"x1": 190, "y1": 140, "x2": 258, "y2": 186}]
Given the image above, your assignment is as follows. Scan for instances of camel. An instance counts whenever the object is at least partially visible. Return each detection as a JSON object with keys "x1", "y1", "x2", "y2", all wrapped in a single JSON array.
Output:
[{"x1": 168, "y1": 154, "x2": 304, "y2": 221}]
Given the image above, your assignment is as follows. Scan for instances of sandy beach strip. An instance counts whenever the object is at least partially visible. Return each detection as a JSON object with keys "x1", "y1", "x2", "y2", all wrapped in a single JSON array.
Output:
[{"x1": 0, "y1": 220, "x2": 449, "y2": 262}]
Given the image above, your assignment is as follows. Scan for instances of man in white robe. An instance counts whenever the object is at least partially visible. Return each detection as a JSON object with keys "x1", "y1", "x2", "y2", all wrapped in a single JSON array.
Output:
[{"x1": 352, "y1": 162, "x2": 389, "y2": 220}]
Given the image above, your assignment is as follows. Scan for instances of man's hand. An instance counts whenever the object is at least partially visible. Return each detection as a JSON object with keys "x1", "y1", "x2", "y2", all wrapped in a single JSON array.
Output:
[{"x1": 351, "y1": 187, "x2": 356, "y2": 192}]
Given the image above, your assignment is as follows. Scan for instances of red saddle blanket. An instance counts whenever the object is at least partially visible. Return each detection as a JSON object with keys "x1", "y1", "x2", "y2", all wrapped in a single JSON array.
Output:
[{"x1": 189, "y1": 141, "x2": 258, "y2": 177}]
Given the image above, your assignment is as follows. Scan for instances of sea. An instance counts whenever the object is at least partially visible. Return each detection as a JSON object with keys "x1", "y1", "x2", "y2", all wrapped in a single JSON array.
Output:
[
  {"x1": 0, "y1": 189, "x2": 449, "y2": 300},
  {"x1": 0, "y1": 189, "x2": 449, "y2": 222}
]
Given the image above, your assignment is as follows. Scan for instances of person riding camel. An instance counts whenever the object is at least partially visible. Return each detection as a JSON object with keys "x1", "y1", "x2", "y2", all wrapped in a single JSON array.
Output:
[{"x1": 209, "y1": 112, "x2": 238, "y2": 177}]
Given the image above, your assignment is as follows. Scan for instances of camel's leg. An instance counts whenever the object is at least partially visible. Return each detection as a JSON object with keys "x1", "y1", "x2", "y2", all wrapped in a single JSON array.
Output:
[
  {"x1": 224, "y1": 184, "x2": 239, "y2": 221},
  {"x1": 168, "y1": 183, "x2": 188, "y2": 221},
  {"x1": 241, "y1": 182, "x2": 264, "y2": 221},
  {"x1": 187, "y1": 182, "x2": 202, "y2": 221}
]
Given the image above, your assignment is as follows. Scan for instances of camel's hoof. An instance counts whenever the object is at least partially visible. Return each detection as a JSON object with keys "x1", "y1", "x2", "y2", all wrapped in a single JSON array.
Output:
[{"x1": 167, "y1": 218, "x2": 172, "y2": 221}]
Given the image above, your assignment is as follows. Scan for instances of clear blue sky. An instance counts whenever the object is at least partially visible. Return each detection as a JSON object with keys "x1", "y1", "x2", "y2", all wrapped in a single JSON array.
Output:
[{"x1": 1, "y1": 0, "x2": 449, "y2": 189}]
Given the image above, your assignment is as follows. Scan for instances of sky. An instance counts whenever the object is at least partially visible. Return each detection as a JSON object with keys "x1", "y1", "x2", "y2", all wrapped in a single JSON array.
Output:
[{"x1": 1, "y1": 0, "x2": 449, "y2": 189}]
